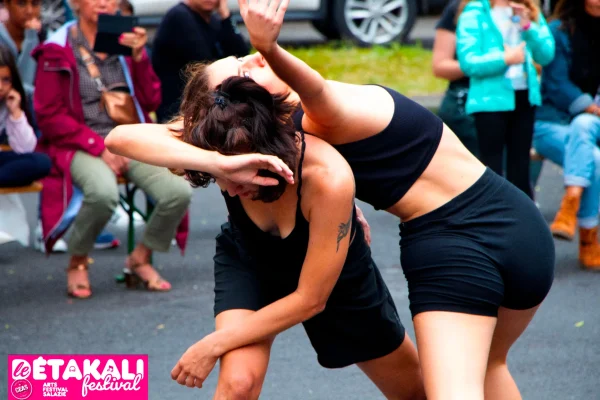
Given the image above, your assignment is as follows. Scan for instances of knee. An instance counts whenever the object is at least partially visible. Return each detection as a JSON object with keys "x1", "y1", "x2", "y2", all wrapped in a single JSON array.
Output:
[
  {"x1": 155, "y1": 178, "x2": 192, "y2": 212},
  {"x1": 35, "y1": 153, "x2": 52, "y2": 176},
  {"x1": 218, "y1": 371, "x2": 258, "y2": 400},
  {"x1": 84, "y1": 184, "x2": 119, "y2": 212},
  {"x1": 571, "y1": 114, "x2": 600, "y2": 136}
]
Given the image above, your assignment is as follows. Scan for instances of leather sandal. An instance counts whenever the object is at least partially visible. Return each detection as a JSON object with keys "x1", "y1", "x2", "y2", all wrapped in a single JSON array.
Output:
[
  {"x1": 66, "y1": 260, "x2": 92, "y2": 299},
  {"x1": 123, "y1": 256, "x2": 171, "y2": 292}
]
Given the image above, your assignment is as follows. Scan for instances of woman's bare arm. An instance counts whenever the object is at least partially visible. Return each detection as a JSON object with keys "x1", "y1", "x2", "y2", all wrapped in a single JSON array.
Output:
[
  {"x1": 105, "y1": 123, "x2": 294, "y2": 185},
  {"x1": 432, "y1": 29, "x2": 465, "y2": 81},
  {"x1": 171, "y1": 164, "x2": 356, "y2": 386},
  {"x1": 239, "y1": 0, "x2": 348, "y2": 129}
]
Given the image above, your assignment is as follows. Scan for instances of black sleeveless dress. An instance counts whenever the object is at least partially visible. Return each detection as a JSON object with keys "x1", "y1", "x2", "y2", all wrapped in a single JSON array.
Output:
[{"x1": 212, "y1": 133, "x2": 405, "y2": 368}]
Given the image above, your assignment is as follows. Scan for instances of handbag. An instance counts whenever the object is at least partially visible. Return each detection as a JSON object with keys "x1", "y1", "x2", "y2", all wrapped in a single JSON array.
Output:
[{"x1": 73, "y1": 26, "x2": 140, "y2": 125}]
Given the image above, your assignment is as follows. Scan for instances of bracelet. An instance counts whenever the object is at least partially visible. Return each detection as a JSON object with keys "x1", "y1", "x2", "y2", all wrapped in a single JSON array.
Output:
[{"x1": 521, "y1": 21, "x2": 531, "y2": 31}]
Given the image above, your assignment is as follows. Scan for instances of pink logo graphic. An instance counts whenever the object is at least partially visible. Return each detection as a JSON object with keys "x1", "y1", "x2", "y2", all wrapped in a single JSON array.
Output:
[{"x1": 7, "y1": 355, "x2": 148, "y2": 400}]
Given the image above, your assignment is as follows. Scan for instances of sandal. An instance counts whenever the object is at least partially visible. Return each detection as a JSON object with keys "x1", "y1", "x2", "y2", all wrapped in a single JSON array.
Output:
[
  {"x1": 123, "y1": 255, "x2": 171, "y2": 292},
  {"x1": 66, "y1": 259, "x2": 92, "y2": 299}
]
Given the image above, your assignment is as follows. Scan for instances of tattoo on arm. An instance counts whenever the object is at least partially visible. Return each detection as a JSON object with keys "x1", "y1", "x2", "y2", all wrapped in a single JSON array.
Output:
[{"x1": 336, "y1": 212, "x2": 352, "y2": 252}]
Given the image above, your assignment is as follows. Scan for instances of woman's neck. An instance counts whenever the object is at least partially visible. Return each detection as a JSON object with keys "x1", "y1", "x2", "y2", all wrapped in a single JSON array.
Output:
[
  {"x1": 78, "y1": 18, "x2": 98, "y2": 48},
  {"x1": 5, "y1": 20, "x2": 24, "y2": 50}
]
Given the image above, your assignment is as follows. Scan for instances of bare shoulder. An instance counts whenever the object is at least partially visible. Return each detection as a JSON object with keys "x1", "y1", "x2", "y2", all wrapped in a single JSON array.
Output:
[{"x1": 300, "y1": 134, "x2": 355, "y2": 207}]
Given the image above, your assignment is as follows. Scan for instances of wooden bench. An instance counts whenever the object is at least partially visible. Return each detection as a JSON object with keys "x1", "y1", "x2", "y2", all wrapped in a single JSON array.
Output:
[{"x1": 0, "y1": 144, "x2": 44, "y2": 195}]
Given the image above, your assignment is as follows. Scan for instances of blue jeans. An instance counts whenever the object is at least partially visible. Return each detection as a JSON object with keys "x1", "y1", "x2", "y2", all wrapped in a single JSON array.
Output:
[{"x1": 533, "y1": 114, "x2": 600, "y2": 227}]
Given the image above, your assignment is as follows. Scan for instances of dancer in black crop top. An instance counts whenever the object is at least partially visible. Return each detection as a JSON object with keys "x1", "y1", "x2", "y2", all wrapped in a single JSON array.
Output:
[
  {"x1": 108, "y1": 2, "x2": 555, "y2": 397},
  {"x1": 163, "y1": 77, "x2": 424, "y2": 399}
]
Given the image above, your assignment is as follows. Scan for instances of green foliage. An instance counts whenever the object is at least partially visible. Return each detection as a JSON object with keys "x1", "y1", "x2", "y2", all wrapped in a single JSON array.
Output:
[{"x1": 285, "y1": 42, "x2": 446, "y2": 97}]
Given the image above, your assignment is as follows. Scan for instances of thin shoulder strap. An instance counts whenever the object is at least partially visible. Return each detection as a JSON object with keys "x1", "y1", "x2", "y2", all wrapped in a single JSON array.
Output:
[
  {"x1": 71, "y1": 25, "x2": 105, "y2": 91},
  {"x1": 296, "y1": 131, "x2": 306, "y2": 200}
]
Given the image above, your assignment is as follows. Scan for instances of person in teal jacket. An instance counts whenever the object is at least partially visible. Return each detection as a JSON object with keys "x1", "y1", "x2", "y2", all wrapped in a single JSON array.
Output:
[{"x1": 457, "y1": 0, "x2": 555, "y2": 198}]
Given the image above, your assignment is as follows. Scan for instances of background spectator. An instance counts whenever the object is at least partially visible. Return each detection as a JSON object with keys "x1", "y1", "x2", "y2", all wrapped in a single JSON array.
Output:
[
  {"x1": 457, "y1": 0, "x2": 555, "y2": 198},
  {"x1": 0, "y1": 0, "x2": 46, "y2": 96},
  {"x1": 33, "y1": 0, "x2": 192, "y2": 299},
  {"x1": 533, "y1": 0, "x2": 600, "y2": 270},
  {"x1": 433, "y1": 0, "x2": 478, "y2": 157},
  {"x1": 0, "y1": 44, "x2": 49, "y2": 187},
  {"x1": 152, "y1": 0, "x2": 249, "y2": 122}
]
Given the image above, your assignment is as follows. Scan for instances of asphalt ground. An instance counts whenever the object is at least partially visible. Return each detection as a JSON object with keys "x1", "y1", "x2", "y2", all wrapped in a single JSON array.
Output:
[{"x1": 1, "y1": 158, "x2": 599, "y2": 399}]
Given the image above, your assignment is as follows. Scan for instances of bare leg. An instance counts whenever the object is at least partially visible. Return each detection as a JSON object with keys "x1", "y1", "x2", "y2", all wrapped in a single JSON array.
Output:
[
  {"x1": 213, "y1": 310, "x2": 275, "y2": 400},
  {"x1": 485, "y1": 305, "x2": 540, "y2": 400},
  {"x1": 356, "y1": 333, "x2": 426, "y2": 400},
  {"x1": 413, "y1": 311, "x2": 497, "y2": 400}
]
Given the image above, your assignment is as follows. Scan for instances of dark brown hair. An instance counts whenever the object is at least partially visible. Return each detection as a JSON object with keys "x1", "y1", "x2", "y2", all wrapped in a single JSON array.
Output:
[
  {"x1": 178, "y1": 63, "x2": 298, "y2": 203},
  {"x1": 551, "y1": 0, "x2": 586, "y2": 34}
]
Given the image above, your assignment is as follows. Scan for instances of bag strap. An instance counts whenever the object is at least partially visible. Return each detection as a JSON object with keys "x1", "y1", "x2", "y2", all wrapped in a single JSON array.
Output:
[{"x1": 70, "y1": 24, "x2": 106, "y2": 92}]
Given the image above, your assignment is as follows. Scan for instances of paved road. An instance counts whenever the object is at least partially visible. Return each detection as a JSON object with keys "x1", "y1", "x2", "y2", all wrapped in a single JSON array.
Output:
[{"x1": 1, "y1": 156, "x2": 599, "y2": 399}]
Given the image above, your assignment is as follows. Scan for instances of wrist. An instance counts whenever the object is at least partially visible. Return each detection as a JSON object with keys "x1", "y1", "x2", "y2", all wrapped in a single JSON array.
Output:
[{"x1": 204, "y1": 331, "x2": 226, "y2": 358}]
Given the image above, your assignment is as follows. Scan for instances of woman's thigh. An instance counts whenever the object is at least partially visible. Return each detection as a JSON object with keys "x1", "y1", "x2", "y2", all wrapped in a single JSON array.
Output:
[
  {"x1": 356, "y1": 333, "x2": 425, "y2": 400},
  {"x1": 413, "y1": 311, "x2": 497, "y2": 400},
  {"x1": 124, "y1": 159, "x2": 191, "y2": 205},
  {"x1": 70, "y1": 151, "x2": 118, "y2": 200}
]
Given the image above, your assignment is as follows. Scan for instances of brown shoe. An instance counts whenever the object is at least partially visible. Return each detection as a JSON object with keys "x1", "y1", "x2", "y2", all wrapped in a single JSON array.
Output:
[
  {"x1": 66, "y1": 257, "x2": 92, "y2": 299},
  {"x1": 550, "y1": 194, "x2": 581, "y2": 241},
  {"x1": 579, "y1": 227, "x2": 600, "y2": 271}
]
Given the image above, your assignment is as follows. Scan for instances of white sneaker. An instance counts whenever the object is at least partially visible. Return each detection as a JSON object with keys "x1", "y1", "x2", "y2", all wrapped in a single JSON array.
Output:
[
  {"x1": 109, "y1": 205, "x2": 145, "y2": 229},
  {"x1": 34, "y1": 220, "x2": 67, "y2": 253}
]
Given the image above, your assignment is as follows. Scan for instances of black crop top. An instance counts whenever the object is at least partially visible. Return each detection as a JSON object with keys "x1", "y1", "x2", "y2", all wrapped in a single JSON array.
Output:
[
  {"x1": 292, "y1": 86, "x2": 443, "y2": 210},
  {"x1": 222, "y1": 132, "x2": 363, "y2": 273}
]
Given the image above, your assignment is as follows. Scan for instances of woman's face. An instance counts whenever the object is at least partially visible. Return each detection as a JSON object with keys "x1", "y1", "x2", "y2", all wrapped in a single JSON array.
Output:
[
  {"x1": 215, "y1": 177, "x2": 259, "y2": 199},
  {"x1": 585, "y1": 0, "x2": 600, "y2": 17},
  {"x1": 74, "y1": 0, "x2": 119, "y2": 25},
  {"x1": 207, "y1": 54, "x2": 290, "y2": 95},
  {"x1": 5, "y1": 0, "x2": 41, "y2": 30},
  {"x1": 0, "y1": 66, "x2": 13, "y2": 100}
]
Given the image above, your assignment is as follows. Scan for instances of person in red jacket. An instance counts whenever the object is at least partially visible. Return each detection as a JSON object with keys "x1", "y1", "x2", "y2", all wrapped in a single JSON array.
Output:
[{"x1": 32, "y1": 0, "x2": 192, "y2": 299}]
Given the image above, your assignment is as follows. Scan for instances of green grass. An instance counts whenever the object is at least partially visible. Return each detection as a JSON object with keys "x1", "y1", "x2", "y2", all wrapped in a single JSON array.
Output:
[{"x1": 285, "y1": 42, "x2": 446, "y2": 97}]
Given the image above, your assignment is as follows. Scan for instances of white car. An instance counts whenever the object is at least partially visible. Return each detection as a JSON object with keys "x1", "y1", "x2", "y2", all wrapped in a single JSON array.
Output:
[{"x1": 42, "y1": 0, "x2": 420, "y2": 46}]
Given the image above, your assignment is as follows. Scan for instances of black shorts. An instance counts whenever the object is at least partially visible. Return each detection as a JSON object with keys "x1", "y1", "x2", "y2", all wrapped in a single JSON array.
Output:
[
  {"x1": 400, "y1": 168, "x2": 555, "y2": 318},
  {"x1": 213, "y1": 222, "x2": 406, "y2": 369}
]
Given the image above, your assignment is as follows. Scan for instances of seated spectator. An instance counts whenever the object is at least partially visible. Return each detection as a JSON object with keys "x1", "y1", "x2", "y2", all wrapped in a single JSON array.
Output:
[
  {"x1": 432, "y1": 0, "x2": 478, "y2": 157},
  {"x1": 152, "y1": 0, "x2": 249, "y2": 122},
  {"x1": 0, "y1": 0, "x2": 46, "y2": 96},
  {"x1": 33, "y1": 0, "x2": 192, "y2": 299},
  {"x1": 0, "y1": 44, "x2": 49, "y2": 187},
  {"x1": 533, "y1": 0, "x2": 600, "y2": 270}
]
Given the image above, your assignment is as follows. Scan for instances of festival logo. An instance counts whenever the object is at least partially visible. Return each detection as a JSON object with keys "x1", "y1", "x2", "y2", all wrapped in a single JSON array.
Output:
[{"x1": 8, "y1": 355, "x2": 148, "y2": 400}]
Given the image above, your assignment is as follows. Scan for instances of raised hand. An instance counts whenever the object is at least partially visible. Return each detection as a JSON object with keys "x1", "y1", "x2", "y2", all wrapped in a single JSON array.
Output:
[
  {"x1": 215, "y1": 153, "x2": 294, "y2": 186},
  {"x1": 6, "y1": 89, "x2": 22, "y2": 119},
  {"x1": 238, "y1": 0, "x2": 289, "y2": 54},
  {"x1": 119, "y1": 27, "x2": 148, "y2": 62},
  {"x1": 504, "y1": 42, "x2": 526, "y2": 65}
]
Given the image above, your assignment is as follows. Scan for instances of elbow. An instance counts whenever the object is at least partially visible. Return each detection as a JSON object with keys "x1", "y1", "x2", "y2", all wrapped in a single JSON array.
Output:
[
  {"x1": 432, "y1": 63, "x2": 445, "y2": 79},
  {"x1": 296, "y1": 292, "x2": 327, "y2": 320},
  {"x1": 105, "y1": 126, "x2": 125, "y2": 153}
]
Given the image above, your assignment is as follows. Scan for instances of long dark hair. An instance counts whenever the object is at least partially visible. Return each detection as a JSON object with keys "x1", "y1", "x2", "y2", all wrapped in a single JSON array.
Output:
[
  {"x1": 551, "y1": 0, "x2": 586, "y2": 34},
  {"x1": 0, "y1": 45, "x2": 33, "y2": 125},
  {"x1": 178, "y1": 64, "x2": 298, "y2": 203}
]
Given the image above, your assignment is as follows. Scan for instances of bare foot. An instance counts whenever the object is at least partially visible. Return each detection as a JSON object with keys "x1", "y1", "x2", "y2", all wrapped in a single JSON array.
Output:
[{"x1": 126, "y1": 250, "x2": 171, "y2": 291}]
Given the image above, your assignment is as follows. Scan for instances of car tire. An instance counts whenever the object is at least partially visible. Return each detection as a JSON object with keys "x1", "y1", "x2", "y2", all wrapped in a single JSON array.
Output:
[
  {"x1": 311, "y1": 20, "x2": 341, "y2": 40},
  {"x1": 332, "y1": 0, "x2": 418, "y2": 46}
]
